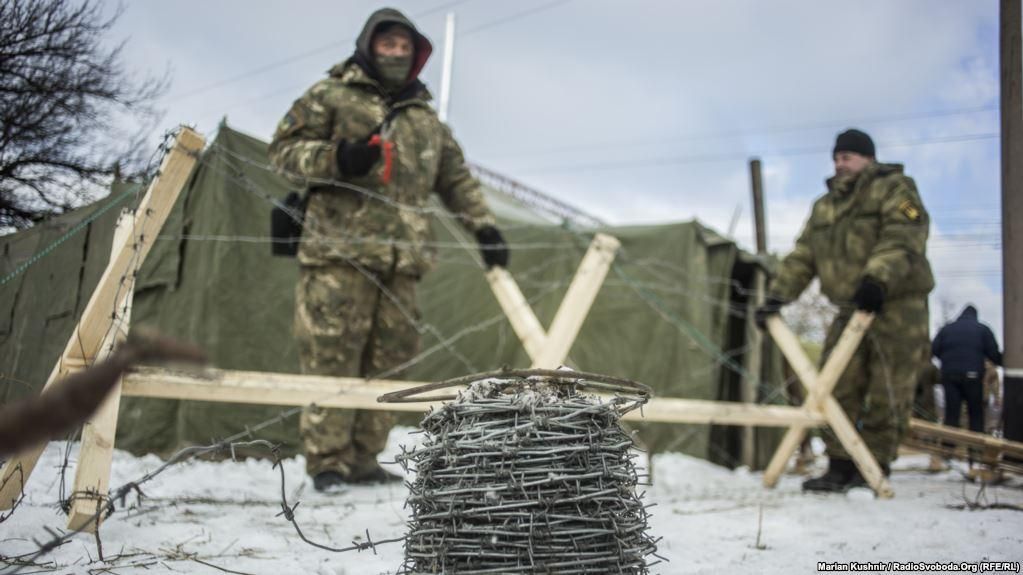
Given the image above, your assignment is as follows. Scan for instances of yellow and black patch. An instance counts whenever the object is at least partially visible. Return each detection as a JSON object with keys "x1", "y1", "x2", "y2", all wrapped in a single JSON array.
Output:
[
  {"x1": 898, "y1": 199, "x2": 921, "y2": 221},
  {"x1": 276, "y1": 107, "x2": 306, "y2": 138}
]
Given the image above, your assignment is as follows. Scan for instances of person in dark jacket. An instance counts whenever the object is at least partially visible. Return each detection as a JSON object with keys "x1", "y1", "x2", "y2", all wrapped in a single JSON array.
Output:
[{"x1": 931, "y1": 305, "x2": 1003, "y2": 433}]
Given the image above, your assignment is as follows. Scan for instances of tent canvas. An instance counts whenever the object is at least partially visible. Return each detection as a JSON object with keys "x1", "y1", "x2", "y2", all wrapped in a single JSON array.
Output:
[{"x1": 0, "y1": 124, "x2": 786, "y2": 468}]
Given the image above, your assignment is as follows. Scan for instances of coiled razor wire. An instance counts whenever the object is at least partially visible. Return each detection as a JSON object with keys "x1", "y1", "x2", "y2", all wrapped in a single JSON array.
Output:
[{"x1": 380, "y1": 369, "x2": 664, "y2": 574}]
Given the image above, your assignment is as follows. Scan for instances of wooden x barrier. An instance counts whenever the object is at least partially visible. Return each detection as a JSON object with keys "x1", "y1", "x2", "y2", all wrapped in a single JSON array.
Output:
[
  {"x1": 762, "y1": 311, "x2": 894, "y2": 498},
  {"x1": 0, "y1": 128, "x2": 205, "y2": 528}
]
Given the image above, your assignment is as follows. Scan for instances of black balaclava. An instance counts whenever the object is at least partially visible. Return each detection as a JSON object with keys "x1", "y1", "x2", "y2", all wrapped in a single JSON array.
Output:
[{"x1": 353, "y1": 8, "x2": 433, "y2": 95}]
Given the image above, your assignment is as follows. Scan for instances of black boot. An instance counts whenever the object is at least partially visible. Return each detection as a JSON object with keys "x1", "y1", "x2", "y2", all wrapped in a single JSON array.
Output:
[
  {"x1": 313, "y1": 471, "x2": 348, "y2": 492},
  {"x1": 847, "y1": 462, "x2": 890, "y2": 489},
  {"x1": 802, "y1": 459, "x2": 856, "y2": 492}
]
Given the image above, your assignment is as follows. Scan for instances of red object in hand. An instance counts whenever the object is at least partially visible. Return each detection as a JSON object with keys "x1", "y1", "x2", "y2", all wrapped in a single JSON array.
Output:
[{"x1": 368, "y1": 134, "x2": 394, "y2": 185}]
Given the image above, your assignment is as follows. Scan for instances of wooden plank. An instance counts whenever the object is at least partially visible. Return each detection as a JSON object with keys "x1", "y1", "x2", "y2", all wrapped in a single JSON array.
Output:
[
  {"x1": 67, "y1": 211, "x2": 135, "y2": 532},
  {"x1": 532, "y1": 233, "x2": 620, "y2": 368},
  {"x1": 765, "y1": 315, "x2": 819, "y2": 392},
  {"x1": 813, "y1": 312, "x2": 873, "y2": 400},
  {"x1": 0, "y1": 128, "x2": 205, "y2": 510},
  {"x1": 122, "y1": 368, "x2": 441, "y2": 413},
  {"x1": 120, "y1": 367, "x2": 826, "y2": 427},
  {"x1": 485, "y1": 267, "x2": 548, "y2": 361},
  {"x1": 63, "y1": 128, "x2": 203, "y2": 364},
  {"x1": 762, "y1": 423, "x2": 812, "y2": 487},
  {"x1": 908, "y1": 418, "x2": 1023, "y2": 458},
  {"x1": 761, "y1": 314, "x2": 823, "y2": 488},
  {"x1": 822, "y1": 396, "x2": 893, "y2": 498},
  {"x1": 629, "y1": 397, "x2": 824, "y2": 426}
]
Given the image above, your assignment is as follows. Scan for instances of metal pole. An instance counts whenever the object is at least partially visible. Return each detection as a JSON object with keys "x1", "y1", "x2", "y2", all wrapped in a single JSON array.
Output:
[
  {"x1": 751, "y1": 159, "x2": 767, "y2": 254},
  {"x1": 744, "y1": 158, "x2": 767, "y2": 468},
  {"x1": 439, "y1": 12, "x2": 457, "y2": 123},
  {"x1": 1000, "y1": 0, "x2": 1023, "y2": 444}
]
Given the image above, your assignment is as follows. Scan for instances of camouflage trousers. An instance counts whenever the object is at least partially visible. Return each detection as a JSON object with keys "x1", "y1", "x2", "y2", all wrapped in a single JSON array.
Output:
[
  {"x1": 294, "y1": 262, "x2": 420, "y2": 478},
  {"x1": 820, "y1": 298, "x2": 930, "y2": 466}
]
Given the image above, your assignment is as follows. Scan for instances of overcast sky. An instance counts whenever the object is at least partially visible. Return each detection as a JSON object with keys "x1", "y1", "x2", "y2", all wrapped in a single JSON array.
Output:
[{"x1": 106, "y1": 0, "x2": 1012, "y2": 341}]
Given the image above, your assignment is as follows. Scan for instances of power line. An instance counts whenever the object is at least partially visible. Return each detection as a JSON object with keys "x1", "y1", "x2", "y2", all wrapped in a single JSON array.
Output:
[
  {"x1": 461, "y1": 0, "x2": 574, "y2": 36},
  {"x1": 167, "y1": 0, "x2": 480, "y2": 102},
  {"x1": 487, "y1": 105, "x2": 999, "y2": 160},
  {"x1": 192, "y1": 0, "x2": 575, "y2": 128},
  {"x1": 514, "y1": 132, "x2": 1000, "y2": 174}
]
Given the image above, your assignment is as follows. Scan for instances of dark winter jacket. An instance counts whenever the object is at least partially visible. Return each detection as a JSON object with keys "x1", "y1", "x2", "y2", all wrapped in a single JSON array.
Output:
[{"x1": 931, "y1": 306, "x2": 1002, "y2": 376}]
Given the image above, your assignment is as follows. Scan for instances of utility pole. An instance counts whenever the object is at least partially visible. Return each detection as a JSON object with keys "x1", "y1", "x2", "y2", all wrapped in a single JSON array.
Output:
[
  {"x1": 439, "y1": 12, "x2": 457, "y2": 123},
  {"x1": 744, "y1": 158, "x2": 767, "y2": 468},
  {"x1": 1000, "y1": 0, "x2": 1022, "y2": 445}
]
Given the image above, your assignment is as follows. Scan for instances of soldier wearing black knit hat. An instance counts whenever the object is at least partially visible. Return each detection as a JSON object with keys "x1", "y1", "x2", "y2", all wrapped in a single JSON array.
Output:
[{"x1": 756, "y1": 128, "x2": 934, "y2": 493}]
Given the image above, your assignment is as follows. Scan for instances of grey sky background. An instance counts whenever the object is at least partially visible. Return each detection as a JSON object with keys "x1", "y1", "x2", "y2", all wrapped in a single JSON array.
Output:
[{"x1": 106, "y1": 0, "x2": 1010, "y2": 341}]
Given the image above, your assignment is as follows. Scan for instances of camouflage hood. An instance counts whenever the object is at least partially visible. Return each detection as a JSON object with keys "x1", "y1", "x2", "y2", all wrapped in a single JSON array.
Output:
[
  {"x1": 268, "y1": 12, "x2": 494, "y2": 277},
  {"x1": 342, "y1": 8, "x2": 434, "y2": 94}
]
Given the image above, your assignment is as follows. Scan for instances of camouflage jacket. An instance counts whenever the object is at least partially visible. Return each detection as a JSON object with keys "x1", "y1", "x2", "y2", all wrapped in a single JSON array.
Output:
[
  {"x1": 770, "y1": 162, "x2": 934, "y2": 307},
  {"x1": 268, "y1": 61, "x2": 495, "y2": 276}
]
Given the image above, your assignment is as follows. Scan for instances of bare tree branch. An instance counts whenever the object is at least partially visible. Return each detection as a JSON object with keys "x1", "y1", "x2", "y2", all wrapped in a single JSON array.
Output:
[{"x1": 0, "y1": 0, "x2": 169, "y2": 231}]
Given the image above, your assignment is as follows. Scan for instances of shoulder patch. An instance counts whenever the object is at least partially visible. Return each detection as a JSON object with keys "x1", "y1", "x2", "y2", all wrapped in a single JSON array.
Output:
[
  {"x1": 898, "y1": 199, "x2": 921, "y2": 221},
  {"x1": 276, "y1": 107, "x2": 306, "y2": 138}
]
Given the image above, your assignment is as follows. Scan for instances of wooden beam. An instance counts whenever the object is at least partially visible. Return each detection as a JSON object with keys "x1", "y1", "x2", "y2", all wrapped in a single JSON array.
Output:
[
  {"x1": 908, "y1": 418, "x2": 1023, "y2": 459},
  {"x1": 766, "y1": 316, "x2": 818, "y2": 393},
  {"x1": 123, "y1": 367, "x2": 442, "y2": 413},
  {"x1": 120, "y1": 367, "x2": 826, "y2": 427},
  {"x1": 0, "y1": 128, "x2": 204, "y2": 511},
  {"x1": 67, "y1": 210, "x2": 136, "y2": 532},
  {"x1": 821, "y1": 394, "x2": 893, "y2": 498},
  {"x1": 631, "y1": 397, "x2": 824, "y2": 427},
  {"x1": 532, "y1": 233, "x2": 620, "y2": 368},
  {"x1": 485, "y1": 267, "x2": 548, "y2": 361}
]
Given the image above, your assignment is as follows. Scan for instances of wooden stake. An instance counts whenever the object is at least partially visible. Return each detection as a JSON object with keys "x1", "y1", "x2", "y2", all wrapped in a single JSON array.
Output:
[
  {"x1": 531, "y1": 233, "x2": 620, "y2": 368},
  {"x1": 485, "y1": 267, "x2": 548, "y2": 361},
  {"x1": 67, "y1": 211, "x2": 136, "y2": 531}
]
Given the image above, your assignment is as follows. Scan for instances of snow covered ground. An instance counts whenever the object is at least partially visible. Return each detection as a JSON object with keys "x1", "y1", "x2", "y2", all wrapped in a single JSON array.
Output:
[{"x1": 2, "y1": 428, "x2": 1021, "y2": 574}]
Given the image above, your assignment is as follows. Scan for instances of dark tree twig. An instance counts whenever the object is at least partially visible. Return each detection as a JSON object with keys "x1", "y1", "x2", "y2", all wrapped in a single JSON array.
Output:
[{"x1": 0, "y1": 0, "x2": 170, "y2": 231}]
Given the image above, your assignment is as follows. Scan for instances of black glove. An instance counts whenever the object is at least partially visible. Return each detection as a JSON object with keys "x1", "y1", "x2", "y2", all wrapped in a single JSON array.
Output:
[
  {"x1": 476, "y1": 226, "x2": 509, "y2": 269},
  {"x1": 853, "y1": 278, "x2": 885, "y2": 313},
  {"x1": 754, "y1": 296, "x2": 786, "y2": 330},
  {"x1": 335, "y1": 136, "x2": 381, "y2": 177}
]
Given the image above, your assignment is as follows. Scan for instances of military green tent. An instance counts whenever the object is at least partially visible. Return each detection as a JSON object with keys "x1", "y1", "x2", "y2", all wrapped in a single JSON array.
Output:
[{"x1": 0, "y1": 124, "x2": 786, "y2": 468}]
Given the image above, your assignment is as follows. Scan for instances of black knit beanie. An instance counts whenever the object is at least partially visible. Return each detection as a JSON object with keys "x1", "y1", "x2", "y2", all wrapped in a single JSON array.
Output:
[{"x1": 833, "y1": 129, "x2": 875, "y2": 158}]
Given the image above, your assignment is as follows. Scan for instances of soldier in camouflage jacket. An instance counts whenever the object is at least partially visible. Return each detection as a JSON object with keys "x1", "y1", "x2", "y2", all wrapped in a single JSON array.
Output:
[
  {"x1": 758, "y1": 129, "x2": 933, "y2": 493},
  {"x1": 269, "y1": 8, "x2": 509, "y2": 490}
]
